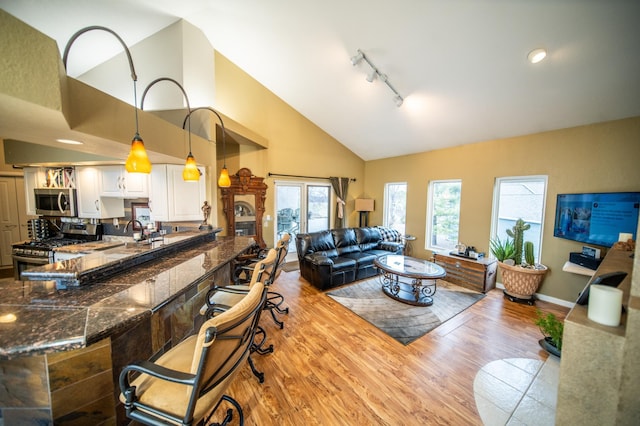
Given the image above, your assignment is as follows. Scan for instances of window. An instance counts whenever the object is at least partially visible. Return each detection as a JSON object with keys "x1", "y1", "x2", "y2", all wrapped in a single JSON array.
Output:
[
  {"x1": 427, "y1": 180, "x2": 462, "y2": 251},
  {"x1": 383, "y1": 182, "x2": 407, "y2": 234},
  {"x1": 491, "y1": 176, "x2": 548, "y2": 263}
]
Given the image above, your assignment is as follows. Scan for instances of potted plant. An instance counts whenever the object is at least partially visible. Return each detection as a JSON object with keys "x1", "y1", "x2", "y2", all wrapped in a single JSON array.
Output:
[
  {"x1": 534, "y1": 309, "x2": 563, "y2": 357},
  {"x1": 490, "y1": 218, "x2": 548, "y2": 304}
]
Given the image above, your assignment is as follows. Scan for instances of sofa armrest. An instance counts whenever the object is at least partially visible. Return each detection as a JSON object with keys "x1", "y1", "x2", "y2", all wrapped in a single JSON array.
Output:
[
  {"x1": 378, "y1": 241, "x2": 403, "y2": 253},
  {"x1": 305, "y1": 253, "x2": 334, "y2": 266}
]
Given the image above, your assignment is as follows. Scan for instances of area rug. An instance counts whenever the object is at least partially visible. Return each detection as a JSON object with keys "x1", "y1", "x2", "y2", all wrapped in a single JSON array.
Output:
[{"x1": 327, "y1": 277, "x2": 485, "y2": 345}]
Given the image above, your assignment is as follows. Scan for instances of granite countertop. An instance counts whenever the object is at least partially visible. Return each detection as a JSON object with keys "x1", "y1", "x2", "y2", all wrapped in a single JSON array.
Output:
[
  {"x1": 21, "y1": 230, "x2": 220, "y2": 288},
  {"x1": 52, "y1": 240, "x2": 125, "y2": 253},
  {"x1": 0, "y1": 235, "x2": 256, "y2": 359}
]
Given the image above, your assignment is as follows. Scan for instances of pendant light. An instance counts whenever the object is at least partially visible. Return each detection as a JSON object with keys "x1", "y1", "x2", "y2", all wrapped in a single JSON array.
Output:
[
  {"x1": 182, "y1": 107, "x2": 231, "y2": 188},
  {"x1": 63, "y1": 26, "x2": 151, "y2": 173},
  {"x1": 140, "y1": 77, "x2": 200, "y2": 181}
]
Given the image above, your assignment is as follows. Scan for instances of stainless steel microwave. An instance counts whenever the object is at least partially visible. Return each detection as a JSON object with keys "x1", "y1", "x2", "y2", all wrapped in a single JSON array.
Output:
[{"x1": 34, "y1": 188, "x2": 77, "y2": 217}]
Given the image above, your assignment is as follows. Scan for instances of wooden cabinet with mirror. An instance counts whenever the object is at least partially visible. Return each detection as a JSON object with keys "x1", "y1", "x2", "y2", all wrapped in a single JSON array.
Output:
[{"x1": 221, "y1": 168, "x2": 267, "y2": 247}]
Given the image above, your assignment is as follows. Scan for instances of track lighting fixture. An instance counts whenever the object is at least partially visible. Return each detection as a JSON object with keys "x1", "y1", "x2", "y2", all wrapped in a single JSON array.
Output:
[{"x1": 350, "y1": 48, "x2": 404, "y2": 107}]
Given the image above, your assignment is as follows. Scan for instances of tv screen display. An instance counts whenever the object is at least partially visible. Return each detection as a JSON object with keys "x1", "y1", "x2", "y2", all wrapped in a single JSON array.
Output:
[{"x1": 554, "y1": 192, "x2": 640, "y2": 247}]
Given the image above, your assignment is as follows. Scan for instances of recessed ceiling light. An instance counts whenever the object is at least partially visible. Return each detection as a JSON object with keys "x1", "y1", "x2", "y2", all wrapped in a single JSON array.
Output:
[
  {"x1": 56, "y1": 138, "x2": 83, "y2": 145},
  {"x1": 528, "y1": 48, "x2": 547, "y2": 64}
]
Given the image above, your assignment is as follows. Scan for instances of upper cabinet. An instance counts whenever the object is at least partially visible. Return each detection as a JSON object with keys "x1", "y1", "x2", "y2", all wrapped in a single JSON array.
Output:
[
  {"x1": 75, "y1": 167, "x2": 125, "y2": 219},
  {"x1": 100, "y1": 166, "x2": 149, "y2": 198},
  {"x1": 149, "y1": 164, "x2": 206, "y2": 222},
  {"x1": 23, "y1": 167, "x2": 45, "y2": 215}
]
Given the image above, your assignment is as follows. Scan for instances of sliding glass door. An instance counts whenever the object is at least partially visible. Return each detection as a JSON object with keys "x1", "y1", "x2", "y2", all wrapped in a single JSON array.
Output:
[{"x1": 275, "y1": 182, "x2": 331, "y2": 260}]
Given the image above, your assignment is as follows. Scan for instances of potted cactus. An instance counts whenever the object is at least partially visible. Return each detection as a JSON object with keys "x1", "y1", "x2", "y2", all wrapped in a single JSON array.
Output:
[{"x1": 490, "y1": 218, "x2": 548, "y2": 305}]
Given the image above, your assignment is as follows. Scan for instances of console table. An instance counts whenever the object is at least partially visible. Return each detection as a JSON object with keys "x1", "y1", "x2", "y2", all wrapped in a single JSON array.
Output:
[{"x1": 433, "y1": 252, "x2": 497, "y2": 293}]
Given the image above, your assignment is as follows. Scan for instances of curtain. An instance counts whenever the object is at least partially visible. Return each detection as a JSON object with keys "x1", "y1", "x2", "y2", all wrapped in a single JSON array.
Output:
[{"x1": 329, "y1": 177, "x2": 350, "y2": 228}]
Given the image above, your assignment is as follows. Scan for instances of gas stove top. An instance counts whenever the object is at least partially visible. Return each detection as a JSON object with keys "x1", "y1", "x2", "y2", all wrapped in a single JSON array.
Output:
[{"x1": 12, "y1": 221, "x2": 103, "y2": 257}]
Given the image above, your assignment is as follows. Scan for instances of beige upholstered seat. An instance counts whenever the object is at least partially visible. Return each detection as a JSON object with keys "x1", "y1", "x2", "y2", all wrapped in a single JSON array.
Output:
[
  {"x1": 199, "y1": 248, "x2": 278, "y2": 317},
  {"x1": 119, "y1": 281, "x2": 266, "y2": 425},
  {"x1": 233, "y1": 233, "x2": 290, "y2": 328}
]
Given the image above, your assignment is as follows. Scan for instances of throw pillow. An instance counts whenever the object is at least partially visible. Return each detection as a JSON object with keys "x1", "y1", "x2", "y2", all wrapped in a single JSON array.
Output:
[{"x1": 376, "y1": 226, "x2": 401, "y2": 243}]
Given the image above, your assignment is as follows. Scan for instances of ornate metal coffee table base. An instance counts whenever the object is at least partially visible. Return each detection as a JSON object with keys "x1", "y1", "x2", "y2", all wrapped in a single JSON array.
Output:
[
  {"x1": 379, "y1": 271, "x2": 437, "y2": 306},
  {"x1": 374, "y1": 255, "x2": 446, "y2": 306}
]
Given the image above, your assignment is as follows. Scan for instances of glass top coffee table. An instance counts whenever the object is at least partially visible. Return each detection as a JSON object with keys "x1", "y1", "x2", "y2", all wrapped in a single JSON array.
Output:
[{"x1": 374, "y1": 255, "x2": 446, "y2": 306}]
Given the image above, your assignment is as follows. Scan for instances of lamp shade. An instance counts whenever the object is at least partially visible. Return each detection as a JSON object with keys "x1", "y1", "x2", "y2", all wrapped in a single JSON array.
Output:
[
  {"x1": 218, "y1": 167, "x2": 231, "y2": 187},
  {"x1": 182, "y1": 153, "x2": 200, "y2": 181},
  {"x1": 355, "y1": 198, "x2": 374, "y2": 212},
  {"x1": 125, "y1": 134, "x2": 152, "y2": 174}
]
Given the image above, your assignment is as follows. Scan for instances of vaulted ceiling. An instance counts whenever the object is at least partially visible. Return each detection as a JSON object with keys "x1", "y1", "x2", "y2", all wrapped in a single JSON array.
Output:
[{"x1": 3, "y1": 0, "x2": 640, "y2": 161}]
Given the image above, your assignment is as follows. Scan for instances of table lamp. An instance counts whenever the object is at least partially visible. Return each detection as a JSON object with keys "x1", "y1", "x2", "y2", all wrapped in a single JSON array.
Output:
[{"x1": 355, "y1": 198, "x2": 374, "y2": 227}]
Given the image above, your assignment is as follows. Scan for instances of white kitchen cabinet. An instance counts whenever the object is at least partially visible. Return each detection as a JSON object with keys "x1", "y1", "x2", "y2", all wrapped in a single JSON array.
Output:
[
  {"x1": 100, "y1": 166, "x2": 149, "y2": 198},
  {"x1": 23, "y1": 167, "x2": 45, "y2": 215},
  {"x1": 149, "y1": 164, "x2": 205, "y2": 222},
  {"x1": 76, "y1": 166, "x2": 125, "y2": 219}
]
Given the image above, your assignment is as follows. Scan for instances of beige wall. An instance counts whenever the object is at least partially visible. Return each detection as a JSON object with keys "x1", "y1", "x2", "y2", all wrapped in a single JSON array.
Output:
[
  {"x1": 213, "y1": 53, "x2": 366, "y2": 246},
  {"x1": 365, "y1": 116, "x2": 640, "y2": 301}
]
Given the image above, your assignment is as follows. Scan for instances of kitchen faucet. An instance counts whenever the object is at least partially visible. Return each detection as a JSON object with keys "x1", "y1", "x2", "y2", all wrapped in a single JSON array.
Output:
[{"x1": 123, "y1": 219, "x2": 144, "y2": 234}]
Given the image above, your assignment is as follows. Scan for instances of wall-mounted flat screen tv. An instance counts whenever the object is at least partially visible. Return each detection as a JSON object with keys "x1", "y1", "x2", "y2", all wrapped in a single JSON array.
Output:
[{"x1": 554, "y1": 192, "x2": 640, "y2": 247}]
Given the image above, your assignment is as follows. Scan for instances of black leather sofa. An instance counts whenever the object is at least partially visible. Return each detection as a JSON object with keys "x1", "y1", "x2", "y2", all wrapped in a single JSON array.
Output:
[{"x1": 295, "y1": 227, "x2": 403, "y2": 290}]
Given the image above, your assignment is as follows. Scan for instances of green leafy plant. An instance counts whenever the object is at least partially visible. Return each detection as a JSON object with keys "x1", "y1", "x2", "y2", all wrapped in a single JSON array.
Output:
[
  {"x1": 534, "y1": 310, "x2": 563, "y2": 351},
  {"x1": 489, "y1": 236, "x2": 515, "y2": 262}
]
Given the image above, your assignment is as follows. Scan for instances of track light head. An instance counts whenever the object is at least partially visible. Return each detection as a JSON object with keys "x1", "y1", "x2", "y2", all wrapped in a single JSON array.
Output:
[
  {"x1": 366, "y1": 69, "x2": 377, "y2": 83},
  {"x1": 394, "y1": 95, "x2": 404, "y2": 107},
  {"x1": 350, "y1": 50, "x2": 364, "y2": 66}
]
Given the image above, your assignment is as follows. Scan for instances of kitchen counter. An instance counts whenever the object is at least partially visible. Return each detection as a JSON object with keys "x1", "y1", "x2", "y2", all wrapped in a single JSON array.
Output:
[
  {"x1": 21, "y1": 230, "x2": 219, "y2": 288},
  {"x1": 52, "y1": 239, "x2": 125, "y2": 254},
  {"x1": 0, "y1": 232, "x2": 255, "y2": 359},
  {"x1": 0, "y1": 233, "x2": 258, "y2": 424}
]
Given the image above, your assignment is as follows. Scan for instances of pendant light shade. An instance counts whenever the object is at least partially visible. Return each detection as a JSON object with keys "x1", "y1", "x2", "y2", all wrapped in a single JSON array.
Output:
[
  {"x1": 218, "y1": 167, "x2": 231, "y2": 187},
  {"x1": 125, "y1": 133, "x2": 152, "y2": 173},
  {"x1": 183, "y1": 152, "x2": 201, "y2": 181}
]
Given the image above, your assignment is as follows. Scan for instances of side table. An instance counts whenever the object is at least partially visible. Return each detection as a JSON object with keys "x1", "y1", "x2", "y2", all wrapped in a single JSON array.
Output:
[{"x1": 402, "y1": 235, "x2": 417, "y2": 256}]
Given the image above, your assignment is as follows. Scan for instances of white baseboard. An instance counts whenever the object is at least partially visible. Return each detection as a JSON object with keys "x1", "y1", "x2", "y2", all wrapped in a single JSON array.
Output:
[{"x1": 495, "y1": 282, "x2": 575, "y2": 309}]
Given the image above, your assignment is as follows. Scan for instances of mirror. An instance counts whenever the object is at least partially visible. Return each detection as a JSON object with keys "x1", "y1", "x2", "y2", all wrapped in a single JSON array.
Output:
[
  {"x1": 234, "y1": 194, "x2": 256, "y2": 237},
  {"x1": 221, "y1": 168, "x2": 267, "y2": 247}
]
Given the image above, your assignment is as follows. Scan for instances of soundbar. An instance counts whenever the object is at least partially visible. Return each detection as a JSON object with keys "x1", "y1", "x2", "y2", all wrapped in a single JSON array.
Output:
[{"x1": 569, "y1": 252, "x2": 603, "y2": 270}]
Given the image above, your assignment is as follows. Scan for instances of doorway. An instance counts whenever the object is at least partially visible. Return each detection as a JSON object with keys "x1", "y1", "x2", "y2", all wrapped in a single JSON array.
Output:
[
  {"x1": 0, "y1": 176, "x2": 24, "y2": 269},
  {"x1": 275, "y1": 182, "x2": 331, "y2": 261}
]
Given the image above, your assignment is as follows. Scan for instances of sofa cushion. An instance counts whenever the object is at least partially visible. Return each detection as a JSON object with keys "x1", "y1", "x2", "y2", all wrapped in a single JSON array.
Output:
[
  {"x1": 331, "y1": 256, "x2": 357, "y2": 271},
  {"x1": 301, "y1": 230, "x2": 338, "y2": 258},
  {"x1": 376, "y1": 226, "x2": 401, "y2": 243},
  {"x1": 355, "y1": 227, "x2": 383, "y2": 251},
  {"x1": 342, "y1": 251, "x2": 378, "y2": 268},
  {"x1": 332, "y1": 228, "x2": 360, "y2": 255}
]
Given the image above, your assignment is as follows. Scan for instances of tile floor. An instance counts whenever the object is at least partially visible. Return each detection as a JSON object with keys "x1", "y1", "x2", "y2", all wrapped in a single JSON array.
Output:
[{"x1": 473, "y1": 356, "x2": 560, "y2": 426}]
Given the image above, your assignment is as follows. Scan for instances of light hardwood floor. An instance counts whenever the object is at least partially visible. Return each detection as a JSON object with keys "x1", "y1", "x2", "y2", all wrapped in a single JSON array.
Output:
[{"x1": 222, "y1": 270, "x2": 569, "y2": 425}]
